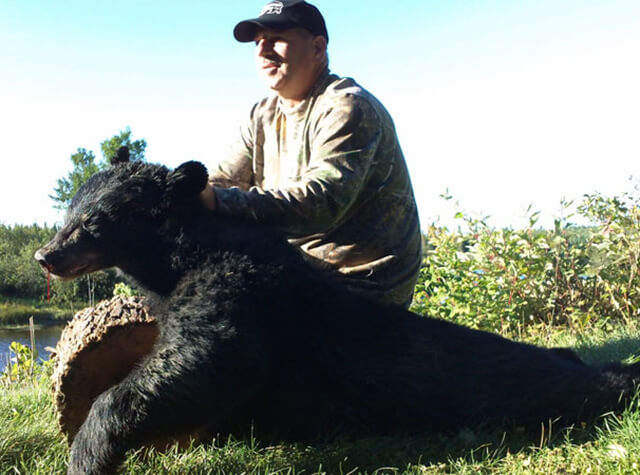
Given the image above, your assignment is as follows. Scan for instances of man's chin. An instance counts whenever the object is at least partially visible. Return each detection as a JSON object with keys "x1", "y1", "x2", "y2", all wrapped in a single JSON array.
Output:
[{"x1": 259, "y1": 73, "x2": 285, "y2": 90}]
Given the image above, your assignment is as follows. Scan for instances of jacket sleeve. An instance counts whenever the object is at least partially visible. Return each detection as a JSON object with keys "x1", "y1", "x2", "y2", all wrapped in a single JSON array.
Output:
[{"x1": 213, "y1": 96, "x2": 386, "y2": 238}]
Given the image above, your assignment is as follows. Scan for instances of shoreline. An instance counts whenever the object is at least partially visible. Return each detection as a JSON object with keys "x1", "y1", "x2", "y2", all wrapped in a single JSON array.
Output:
[
  {"x1": 0, "y1": 298, "x2": 77, "y2": 328},
  {"x1": 0, "y1": 311, "x2": 73, "y2": 330},
  {"x1": 0, "y1": 317, "x2": 70, "y2": 331}
]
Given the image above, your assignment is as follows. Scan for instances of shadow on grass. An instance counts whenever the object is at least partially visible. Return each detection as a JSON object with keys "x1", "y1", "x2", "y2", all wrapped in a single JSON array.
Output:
[
  {"x1": 199, "y1": 421, "x2": 605, "y2": 473},
  {"x1": 573, "y1": 333, "x2": 640, "y2": 365},
  {"x1": 17, "y1": 413, "x2": 636, "y2": 474}
]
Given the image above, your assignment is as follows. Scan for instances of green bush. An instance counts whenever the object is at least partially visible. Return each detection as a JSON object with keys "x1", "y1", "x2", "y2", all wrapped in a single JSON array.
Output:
[
  {"x1": 113, "y1": 282, "x2": 138, "y2": 297},
  {"x1": 1, "y1": 342, "x2": 53, "y2": 388},
  {"x1": 412, "y1": 188, "x2": 640, "y2": 336}
]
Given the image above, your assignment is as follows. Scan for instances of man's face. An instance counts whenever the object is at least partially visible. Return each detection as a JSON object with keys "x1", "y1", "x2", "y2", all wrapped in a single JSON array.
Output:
[{"x1": 254, "y1": 27, "x2": 323, "y2": 101}]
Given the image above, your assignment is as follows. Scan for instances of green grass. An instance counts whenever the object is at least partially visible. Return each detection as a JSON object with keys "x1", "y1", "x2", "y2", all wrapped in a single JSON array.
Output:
[
  {"x1": 0, "y1": 380, "x2": 68, "y2": 473},
  {"x1": 2, "y1": 326, "x2": 639, "y2": 474},
  {"x1": 0, "y1": 298, "x2": 73, "y2": 326}
]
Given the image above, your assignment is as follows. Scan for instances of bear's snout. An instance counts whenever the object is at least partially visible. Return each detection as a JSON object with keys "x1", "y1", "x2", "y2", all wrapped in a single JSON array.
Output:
[
  {"x1": 34, "y1": 248, "x2": 52, "y2": 272},
  {"x1": 34, "y1": 240, "x2": 86, "y2": 279}
]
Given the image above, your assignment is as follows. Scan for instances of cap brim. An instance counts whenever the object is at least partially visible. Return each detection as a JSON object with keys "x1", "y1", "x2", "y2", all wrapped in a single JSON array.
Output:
[{"x1": 233, "y1": 18, "x2": 298, "y2": 42}]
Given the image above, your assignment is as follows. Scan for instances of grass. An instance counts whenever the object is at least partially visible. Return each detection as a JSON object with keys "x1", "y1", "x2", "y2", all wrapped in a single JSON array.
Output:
[
  {"x1": 1, "y1": 325, "x2": 639, "y2": 474},
  {"x1": 0, "y1": 298, "x2": 73, "y2": 327},
  {"x1": 0, "y1": 380, "x2": 68, "y2": 473}
]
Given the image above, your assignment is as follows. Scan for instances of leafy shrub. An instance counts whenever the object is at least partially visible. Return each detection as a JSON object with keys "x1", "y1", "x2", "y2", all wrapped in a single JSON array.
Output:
[
  {"x1": 1, "y1": 342, "x2": 53, "y2": 387},
  {"x1": 113, "y1": 282, "x2": 138, "y2": 297},
  {"x1": 412, "y1": 186, "x2": 640, "y2": 336}
]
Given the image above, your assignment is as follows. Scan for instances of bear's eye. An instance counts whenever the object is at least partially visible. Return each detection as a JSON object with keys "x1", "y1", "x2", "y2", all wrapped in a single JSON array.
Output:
[{"x1": 80, "y1": 214, "x2": 97, "y2": 236}]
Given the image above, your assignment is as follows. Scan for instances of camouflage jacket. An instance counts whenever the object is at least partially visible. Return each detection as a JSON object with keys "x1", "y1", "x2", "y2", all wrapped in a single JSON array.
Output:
[{"x1": 210, "y1": 69, "x2": 422, "y2": 307}]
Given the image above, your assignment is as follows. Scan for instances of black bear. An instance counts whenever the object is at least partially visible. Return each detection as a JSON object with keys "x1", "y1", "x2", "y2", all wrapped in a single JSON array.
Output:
[{"x1": 36, "y1": 151, "x2": 640, "y2": 474}]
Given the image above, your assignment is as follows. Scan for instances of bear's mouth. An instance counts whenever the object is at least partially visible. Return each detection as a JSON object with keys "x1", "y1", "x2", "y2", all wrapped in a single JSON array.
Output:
[
  {"x1": 49, "y1": 263, "x2": 93, "y2": 280},
  {"x1": 35, "y1": 249, "x2": 96, "y2": 280}
]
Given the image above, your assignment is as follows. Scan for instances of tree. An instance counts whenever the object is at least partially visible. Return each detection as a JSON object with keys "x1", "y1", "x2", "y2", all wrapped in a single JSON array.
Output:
[
  {"x1": 50, "y1": 127, "x2": 147, "y2": 210},
  {"x1": 50, "y1": 148, "x2": 99, "y2": 210},
  {"x1": 100, "y1": 127, "x2": 146, "y2": 166}
]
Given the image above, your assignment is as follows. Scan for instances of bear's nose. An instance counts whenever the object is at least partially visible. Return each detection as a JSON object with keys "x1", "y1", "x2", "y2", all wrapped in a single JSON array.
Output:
[{"x1": 34, "y1": 249, "x2": 51, "y2": 271}]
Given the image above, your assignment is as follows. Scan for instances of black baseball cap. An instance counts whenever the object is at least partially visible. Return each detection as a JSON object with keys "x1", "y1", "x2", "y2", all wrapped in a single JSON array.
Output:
[{"x1": 234, "y1": 0, "x2": 329, "y2": 43}]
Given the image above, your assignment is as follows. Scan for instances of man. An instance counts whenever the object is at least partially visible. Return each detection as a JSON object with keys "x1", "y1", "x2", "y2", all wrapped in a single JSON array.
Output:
[{"x1": 200, "y1": 0, "x2": 422, "y2": 308}]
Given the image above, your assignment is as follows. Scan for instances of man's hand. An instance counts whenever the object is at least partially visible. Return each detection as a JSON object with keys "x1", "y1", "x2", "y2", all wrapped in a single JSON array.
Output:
[{"x1": 199, "y1": 182, "x2": 217, "y2": 211}]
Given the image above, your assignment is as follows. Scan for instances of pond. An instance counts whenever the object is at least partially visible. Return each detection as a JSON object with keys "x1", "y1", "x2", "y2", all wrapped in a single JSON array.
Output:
[{"x1": 0, "y1": 324, "x2": 66, "y2": 369}]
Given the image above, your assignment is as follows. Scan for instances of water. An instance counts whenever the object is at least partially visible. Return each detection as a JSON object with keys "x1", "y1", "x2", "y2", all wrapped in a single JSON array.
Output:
[{"x1": 0, "y1": 324, "x2": 66, "y2": 369}]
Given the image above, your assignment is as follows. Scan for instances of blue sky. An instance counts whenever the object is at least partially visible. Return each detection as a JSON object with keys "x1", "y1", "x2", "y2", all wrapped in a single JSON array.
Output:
[{"x1": 1, "y1": 0, "x2": 639, "y2": 229}]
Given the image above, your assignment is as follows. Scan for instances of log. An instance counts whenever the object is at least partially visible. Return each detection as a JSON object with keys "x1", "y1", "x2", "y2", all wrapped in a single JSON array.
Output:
[{"x1": 51, "y1": 296, "x2": 158, "y2": 442}]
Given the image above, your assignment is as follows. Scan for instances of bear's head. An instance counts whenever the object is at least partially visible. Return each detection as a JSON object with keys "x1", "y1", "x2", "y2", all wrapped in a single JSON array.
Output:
[{"x1": 35, "y1": 148, "x2": 210, "y2": 279}]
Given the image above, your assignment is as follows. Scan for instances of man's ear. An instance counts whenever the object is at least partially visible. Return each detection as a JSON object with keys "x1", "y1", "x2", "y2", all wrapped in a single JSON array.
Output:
[
  {"x1": 312, "y1": 36, "x2": 327, "y2": 63},
  {"x1": 167, "y1": 161, "x2": 209, "y2": 201},
  {"x1": 110, "y1": 146, "x2": 130, "y2": 165}
]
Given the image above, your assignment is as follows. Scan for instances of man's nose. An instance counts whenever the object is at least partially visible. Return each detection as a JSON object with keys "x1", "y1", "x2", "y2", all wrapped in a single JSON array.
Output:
[{"x1": 255, "y1": 38, "x2": 272, "y2": 56}]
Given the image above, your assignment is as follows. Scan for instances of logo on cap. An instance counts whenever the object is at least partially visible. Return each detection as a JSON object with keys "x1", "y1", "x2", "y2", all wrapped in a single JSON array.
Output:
[{"x1": 261, "y1": 1, "x2": 284, "y2": 15}]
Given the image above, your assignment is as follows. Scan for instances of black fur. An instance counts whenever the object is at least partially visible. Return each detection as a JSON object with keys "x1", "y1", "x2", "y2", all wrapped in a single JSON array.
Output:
[{"x1": 35, "y1": 154, "x2": 640, "y2": 474}]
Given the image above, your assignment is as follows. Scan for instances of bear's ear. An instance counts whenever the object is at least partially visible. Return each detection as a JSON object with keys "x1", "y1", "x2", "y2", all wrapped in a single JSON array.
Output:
[
  {"x1": 110, "y1": 146, "x2": 130, "y2": 165},
  {"x1": 167, "y1": 161, "x2": 209, "y2": 200}
]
